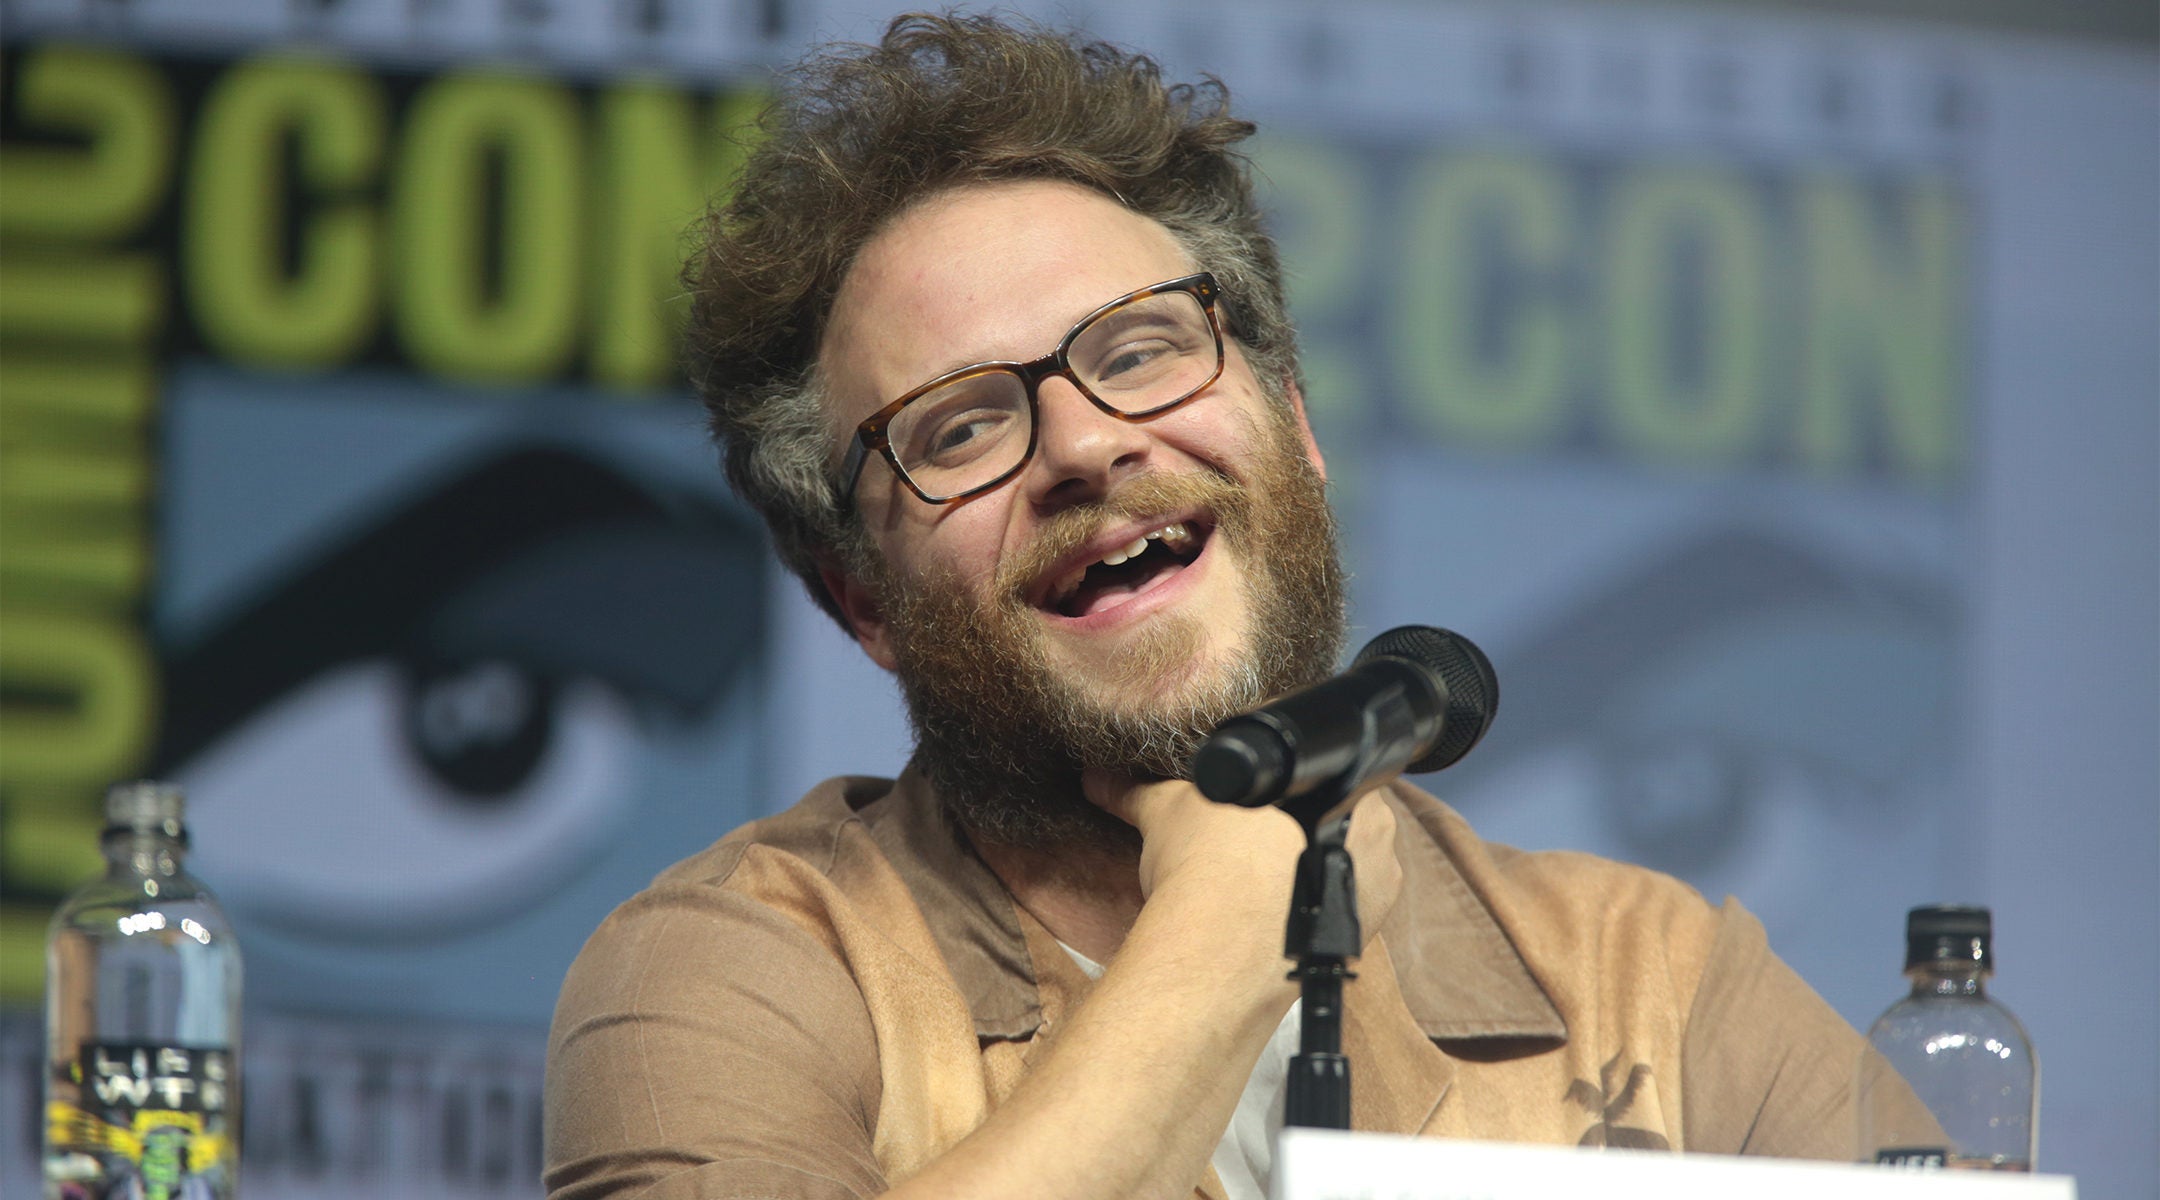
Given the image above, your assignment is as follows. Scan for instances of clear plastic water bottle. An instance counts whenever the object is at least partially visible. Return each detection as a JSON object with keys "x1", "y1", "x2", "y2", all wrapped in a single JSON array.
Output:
[
  {"x1": 1856, "y1": 905, "x2": 2037, "y2": 1171},
  {"x1": 44, "y1": 781, "x2": 243, "y2": 1199}
]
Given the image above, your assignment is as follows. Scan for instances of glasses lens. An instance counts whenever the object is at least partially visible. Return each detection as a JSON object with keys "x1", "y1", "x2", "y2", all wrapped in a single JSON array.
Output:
[
  {"x1": 1069, "y1": 289, "x2": 1219, "y2": 414},
  {"x1": 887, "y1": 370, "x2": 1033, "y2": 500}
]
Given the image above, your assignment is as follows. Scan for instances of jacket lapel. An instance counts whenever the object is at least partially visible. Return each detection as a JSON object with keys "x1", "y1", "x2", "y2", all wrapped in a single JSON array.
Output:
[
  {"x1": 1343, "y1": 934, "x2": 1459, "y2": 1134},
  {"x1": 864, "y1": 767, "x2": 1046, "y2": 1041},
  {"x1": 1343, "y1": 787, "x2": 1569, "y2": 1134}
]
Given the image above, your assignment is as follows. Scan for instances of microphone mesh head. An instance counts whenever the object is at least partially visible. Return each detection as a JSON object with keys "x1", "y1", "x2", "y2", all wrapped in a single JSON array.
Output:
[{"x1": 1353, "y1": 626, "x2": 1499, "y2": 773}]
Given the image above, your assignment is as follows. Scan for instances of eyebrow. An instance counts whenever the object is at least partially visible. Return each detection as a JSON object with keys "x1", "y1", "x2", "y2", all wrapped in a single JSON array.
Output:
[
  {"x1": 909, "y1": 340, "x2": 1047, "y2": 390},
  {"x1": 914, "y1": 286, "x2": 1157, "y2": 379}
]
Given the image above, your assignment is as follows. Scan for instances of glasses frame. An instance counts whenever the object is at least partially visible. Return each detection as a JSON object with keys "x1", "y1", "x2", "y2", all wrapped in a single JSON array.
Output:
[{"x1": 838, "y1": 272, "x2": 1225, "y2": 509}]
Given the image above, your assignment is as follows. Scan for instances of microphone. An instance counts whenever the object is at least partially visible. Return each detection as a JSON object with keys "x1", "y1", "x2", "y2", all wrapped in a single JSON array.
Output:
[{"x1": 1191, "y1": 626, "x2": 1498, "y2": 809}]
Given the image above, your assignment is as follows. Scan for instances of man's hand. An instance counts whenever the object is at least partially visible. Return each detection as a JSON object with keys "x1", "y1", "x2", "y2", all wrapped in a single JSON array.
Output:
[
  {"x1": 1084, "y1": 772, "x2": 1404, "y2": 956},
  {"x1": 879, "y1": 778, "x2": 1404, "y2": 1200}
]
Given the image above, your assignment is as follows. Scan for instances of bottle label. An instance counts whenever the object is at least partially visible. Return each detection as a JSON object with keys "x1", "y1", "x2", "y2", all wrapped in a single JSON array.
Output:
[
  {"x1": 1875, "y1": 1147, "x2": 1950, "y2": 1169},
  {"x1": 46, "y1": 1042, "x2": 237, "y2": 1200}
]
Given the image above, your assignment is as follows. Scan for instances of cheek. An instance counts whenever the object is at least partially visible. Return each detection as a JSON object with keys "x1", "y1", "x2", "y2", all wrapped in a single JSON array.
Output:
[
  {"x1": 1156, "y1": 401, "x2": 1277, "y2": 472},
  {"x1": 1170, "y1": 358, "x2": 1281, "y2": 453},
  {"x1": 875, "y1": 500, "x2": 1010, "y2": 593}
]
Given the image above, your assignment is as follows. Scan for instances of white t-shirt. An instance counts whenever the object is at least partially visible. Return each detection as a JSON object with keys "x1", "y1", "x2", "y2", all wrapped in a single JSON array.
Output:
[{"x1": 1060, "y1": 942, "x2": 1302, "y2": 1200}]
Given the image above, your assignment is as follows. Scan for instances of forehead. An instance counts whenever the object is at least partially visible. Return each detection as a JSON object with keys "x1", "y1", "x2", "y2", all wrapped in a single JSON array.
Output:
[{"x1": 821, "y1": 180, "x2": 1196, "y2": 422}]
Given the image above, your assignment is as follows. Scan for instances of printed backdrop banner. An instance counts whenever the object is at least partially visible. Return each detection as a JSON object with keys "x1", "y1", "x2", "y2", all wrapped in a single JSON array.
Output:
[
  {"x1": 0, "y1": 41, "x2": 774, "y2": 1018},
  {"x1": 0, "y1": 2, "x2": 2151, "y2": 1198}
]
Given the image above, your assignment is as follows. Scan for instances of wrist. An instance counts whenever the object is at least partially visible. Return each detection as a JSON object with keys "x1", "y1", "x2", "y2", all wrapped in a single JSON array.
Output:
[{"x1": 1132, "y1": 873, "x2": 1296, "y2": 989}]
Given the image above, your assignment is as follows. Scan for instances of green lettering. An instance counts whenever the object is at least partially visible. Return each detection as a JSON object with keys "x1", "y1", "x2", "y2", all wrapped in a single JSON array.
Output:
[
  {"x1": 0, "y1": 538, "x2": 145, "y2": 606},
  {"x1": 393, "y1": 73, "x2": 582, "y2": 381},
  {"x1": 0, "y1": 357, "x2": 155, "y2": 604},
  {"x1": 2, "y1": 796, "x2": 105, "y2": 895},
  {"x1": 1604, "y1": 167, "x2": 1768, "y2": 464},
  {"x1": 0, "y1": 445, "x2": 147, "y2": 509},
  {"x1": 1798, "y1": 174, "x2": 1963, "y2": 481},
  {"x1": 0, "y1": 253, "x2": 164, "y2": 344},
  {"x1": 186, "y1": 55, "x2": 385, "y2": 368},
  {"x1": 1251, "y1": 135, "x2": 1372, "y2": 437},
  {"x1": 0, "y1": 611, "x2": 155, "y2": 786},
  {"x1": 0, "y1": 355, "x2": 156, "y2": 430},
  {"x1": 591, "y1": 83, "x2": 761, "y2": 391},
  {"x1": 0, "y1": 46, "x2": 172, "y2": 240},
  {"x1": 1391, "y1": 152, "x2": 1572, "y2": 447}
]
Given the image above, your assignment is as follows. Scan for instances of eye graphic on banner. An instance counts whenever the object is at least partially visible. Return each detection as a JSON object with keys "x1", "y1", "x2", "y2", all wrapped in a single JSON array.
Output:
[
  {"x1": 1445, "y1": 528, "x2": 1955, "y2": 880},
  {"x1": 149, "y1": 446, "x2": 765, "y2": 941}
]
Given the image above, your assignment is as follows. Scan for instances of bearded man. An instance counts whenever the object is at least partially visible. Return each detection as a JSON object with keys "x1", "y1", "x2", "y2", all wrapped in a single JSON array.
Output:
[{"x1": 545, "y1": 15, "x2": 1894, "y2": 1200}]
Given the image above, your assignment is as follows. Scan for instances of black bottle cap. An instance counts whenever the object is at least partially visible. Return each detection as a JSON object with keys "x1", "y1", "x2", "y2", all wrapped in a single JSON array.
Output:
[{"x1": 1905, "y1": 904, "x2": 1991, "y2": 972}]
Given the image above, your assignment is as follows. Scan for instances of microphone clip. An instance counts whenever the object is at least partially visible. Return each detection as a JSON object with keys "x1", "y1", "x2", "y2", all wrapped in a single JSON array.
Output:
[
  {"x1": 1279, "y1": 757, "x2": 1381, "y2": 1133},
  {"x1": 1282, "y1": 812, "x2": 1361, "y2": 1131}
]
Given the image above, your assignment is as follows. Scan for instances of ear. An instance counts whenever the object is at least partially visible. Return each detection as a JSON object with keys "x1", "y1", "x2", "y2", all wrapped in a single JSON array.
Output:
[
  {"x1": 1283, "y1": 377, "x2": 1327, "y2": 480},
  {"x1": 819, "y1": 562, "x2": 900, "y2": 671}
]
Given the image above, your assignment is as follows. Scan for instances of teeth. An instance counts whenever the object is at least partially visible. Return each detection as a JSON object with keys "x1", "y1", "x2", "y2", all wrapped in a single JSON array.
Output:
[
  {"x1": 1047, "y1": 523, "x2": 1200, "y2": 606},
  {"x1": 1100, "y1": 536, "x2": 1151, "y2": 567}
]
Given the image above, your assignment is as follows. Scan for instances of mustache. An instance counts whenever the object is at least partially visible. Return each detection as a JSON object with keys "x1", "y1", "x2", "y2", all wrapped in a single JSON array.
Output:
[{"x1": 992, "y1": 471, "x2": 1254, "y2": 605}]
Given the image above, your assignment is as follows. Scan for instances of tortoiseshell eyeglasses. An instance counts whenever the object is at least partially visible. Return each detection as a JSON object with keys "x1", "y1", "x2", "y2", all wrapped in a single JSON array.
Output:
[{"x1": 838, "y1": 272, "x2": 1226, "y2": 509}]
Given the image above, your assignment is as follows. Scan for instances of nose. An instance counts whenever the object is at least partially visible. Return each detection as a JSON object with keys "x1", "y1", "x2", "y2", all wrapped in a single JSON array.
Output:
[
  {"x1": 1023, "y1": 374, "x2": 1156, "y2": 511},
  {"x1": 1019, "y1": 371, "x2": 1157, "y2": 511}
]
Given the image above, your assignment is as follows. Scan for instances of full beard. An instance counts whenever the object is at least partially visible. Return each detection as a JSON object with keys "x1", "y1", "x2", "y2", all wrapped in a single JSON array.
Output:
[{"x1": 869, "y1": 408, "x2": 1347, "y2": 855}]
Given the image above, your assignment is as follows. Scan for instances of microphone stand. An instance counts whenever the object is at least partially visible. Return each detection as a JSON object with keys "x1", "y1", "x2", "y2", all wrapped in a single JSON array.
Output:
[
  {"x1": 1195, "y1": 626, "x2": 1498, "y2": 1132},
  {"x1": 1278, "y1": 759, "x2": 1379, "y2": 1131}
]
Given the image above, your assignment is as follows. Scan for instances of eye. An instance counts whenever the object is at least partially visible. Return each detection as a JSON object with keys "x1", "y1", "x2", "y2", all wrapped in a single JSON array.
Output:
[
  {"x1": 922, "y1": 407, "x2": 1017, "y2": 462},
  {"x1": 175, "y1": 658, "x2": 638, "y2": 940},
  {"x1": 896, "y1": 379, "x2": 1026, "y2": 469},
  {"x1": 144, "y1": 443, "x2": 766, "y2": 953},
  {"x1": 1096, "y1": 339, "x2": 1180, "y2": 383},
  {"x1": 1073, "y1": 299, "x2": 1209, "y2": 392}
]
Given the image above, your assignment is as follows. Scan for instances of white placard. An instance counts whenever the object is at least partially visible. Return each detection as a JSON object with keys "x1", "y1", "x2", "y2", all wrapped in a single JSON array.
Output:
[{"x1": 1272, "y1": 1129, "x2": 2078, "y2": 1200}]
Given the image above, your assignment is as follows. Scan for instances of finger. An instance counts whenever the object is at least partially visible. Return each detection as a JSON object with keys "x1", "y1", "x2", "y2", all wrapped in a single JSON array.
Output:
[
  {"x1": 1084, "y1": 773, "x2": 1198, "y2": 832},
  {"x1": 1345, "y1": 791, "x2": 1399, "y2": 860},
  {"x1": 1081, "y1": 769, "x2": 1147, "y2": 826}
]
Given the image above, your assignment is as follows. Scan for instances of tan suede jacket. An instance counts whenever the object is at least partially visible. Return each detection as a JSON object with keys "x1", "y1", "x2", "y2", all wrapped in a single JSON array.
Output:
[{"x1": 545, "y1": 770, "x2": 1874, "y2": 1199}]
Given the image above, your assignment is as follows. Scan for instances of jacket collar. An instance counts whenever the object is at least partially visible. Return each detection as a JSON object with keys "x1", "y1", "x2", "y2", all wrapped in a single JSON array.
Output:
[
  {"x1": 860, "y1": 769, "x2": 1565, "y2": 1050},
  {"x1": 1375, "y1": 782, "x2": 1567, "y2": 1045},
  {"x1": 861, "y1": 765, "x2": 1044, "y2": 1039}
]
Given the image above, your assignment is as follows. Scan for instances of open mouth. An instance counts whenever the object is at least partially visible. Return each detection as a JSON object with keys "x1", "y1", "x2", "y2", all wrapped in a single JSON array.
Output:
[{"x1": 1044, "y1": 522, "x2": 1209, "y2": 619}]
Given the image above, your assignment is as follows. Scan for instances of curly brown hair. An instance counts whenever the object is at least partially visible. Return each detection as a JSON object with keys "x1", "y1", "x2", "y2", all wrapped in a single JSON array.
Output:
[{"x1": 684, "y1": 11, "x2": 1300, "y2": 626}]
